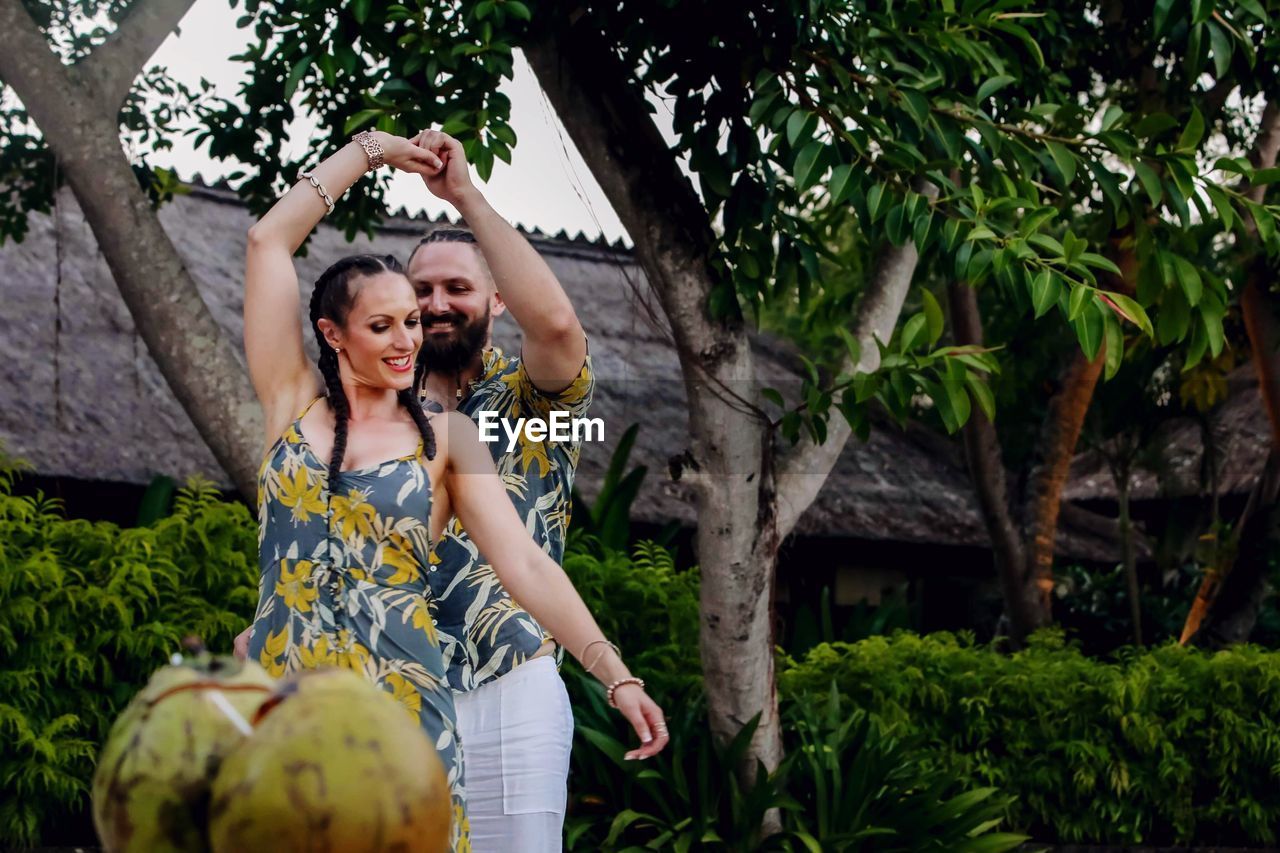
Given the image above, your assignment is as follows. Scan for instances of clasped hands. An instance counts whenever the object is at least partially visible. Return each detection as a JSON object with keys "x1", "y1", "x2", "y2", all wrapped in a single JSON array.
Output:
[{"x1": 373, "y1": 128, "x2": 476, "y2": 208}]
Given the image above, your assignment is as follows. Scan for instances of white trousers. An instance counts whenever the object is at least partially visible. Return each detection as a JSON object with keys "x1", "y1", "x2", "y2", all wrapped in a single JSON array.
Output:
[{"x1": 454, "y1": 656, "x2": 574, "y2": 853}]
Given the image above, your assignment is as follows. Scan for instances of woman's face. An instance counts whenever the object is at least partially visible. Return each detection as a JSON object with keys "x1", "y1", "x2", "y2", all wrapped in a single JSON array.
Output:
[{"x1": 320, "y1": 272, "x2": 422, "y2": 392}]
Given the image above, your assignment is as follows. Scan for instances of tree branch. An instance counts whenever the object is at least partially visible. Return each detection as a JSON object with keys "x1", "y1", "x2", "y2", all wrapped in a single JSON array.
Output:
[
  {"x1": 0, "y1": 0, "x2": 263, "y2": 497},
  {"x1": 79, "y1": 0, "x2": 196, "y2": 115},
  {"x1": 773, "y1": 180, "x2": 936, "y2": 538}
]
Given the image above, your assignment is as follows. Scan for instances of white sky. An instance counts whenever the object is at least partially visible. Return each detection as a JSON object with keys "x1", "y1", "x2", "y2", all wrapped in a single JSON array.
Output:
[{"x1": 144, "y1": 0, "x2": 630, "y2": 242}]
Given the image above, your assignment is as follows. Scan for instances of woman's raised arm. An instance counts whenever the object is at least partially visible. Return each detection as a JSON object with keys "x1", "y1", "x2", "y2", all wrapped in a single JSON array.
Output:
[
  {"x1": 438, "y1": 412, "x2": 669, "y2": 760},
  {"x1": 244, "y1": 131, "x2": 442, "y2": 440}
]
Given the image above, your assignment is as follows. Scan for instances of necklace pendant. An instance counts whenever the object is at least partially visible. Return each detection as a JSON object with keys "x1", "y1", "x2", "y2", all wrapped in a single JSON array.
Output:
[{"x1": 456, "y1": 387, "x2": 463, "y2": 400}]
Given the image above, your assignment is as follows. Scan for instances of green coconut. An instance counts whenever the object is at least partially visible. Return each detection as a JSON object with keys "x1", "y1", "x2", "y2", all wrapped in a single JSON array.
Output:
[
  {"x1": 91, "y1": 646, "x2": 275, "y2": 853},
  {"x1": 208, "y1": 666, "x2": 451, "y2": 853}
]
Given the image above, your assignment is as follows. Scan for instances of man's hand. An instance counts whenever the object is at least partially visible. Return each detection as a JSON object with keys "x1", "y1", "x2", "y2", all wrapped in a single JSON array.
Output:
[
  {"x1": 233, "y1": 626, "x2": 252, "y2": 661},
  {"x1": 412, "y1": 129, "x2": 477, "y2": 209}
]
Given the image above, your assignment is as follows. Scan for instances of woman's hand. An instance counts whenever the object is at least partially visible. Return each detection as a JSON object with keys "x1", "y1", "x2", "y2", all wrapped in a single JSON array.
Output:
[
  {"x1": 614, "y1": 684, "x2": 670, "y2": 760},
  {"x1": 411, "y1": 129, "x2": 477, "y2": 208},
  {"x1": 374, "y1": 131, "x2": 445, "y2": 176}
]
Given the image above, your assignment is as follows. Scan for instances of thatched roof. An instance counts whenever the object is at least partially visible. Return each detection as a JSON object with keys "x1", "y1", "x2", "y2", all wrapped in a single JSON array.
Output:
[{"x1": 5, "y1": 183, "x2": 1257, "y2": 562}]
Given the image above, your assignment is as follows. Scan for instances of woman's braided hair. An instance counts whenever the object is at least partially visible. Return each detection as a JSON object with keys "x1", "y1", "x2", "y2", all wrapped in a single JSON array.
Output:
[{"x1": 308, "y1": 254, "x2": 436, "y2": 483}]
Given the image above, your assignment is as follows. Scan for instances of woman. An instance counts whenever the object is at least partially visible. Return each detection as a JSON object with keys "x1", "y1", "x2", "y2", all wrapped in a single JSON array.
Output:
[{"x1": 243, "y1": 128, "x2": 667, "y2": 851}]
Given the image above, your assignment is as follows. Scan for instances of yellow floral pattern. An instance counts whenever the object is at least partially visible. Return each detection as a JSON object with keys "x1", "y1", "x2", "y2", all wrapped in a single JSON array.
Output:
[
  {"x1": 428, "y1": 345, "x2": 594, "y2": 691},
  {"x1": 250, "y1": 401, "x2": 468, "y2": 851}
]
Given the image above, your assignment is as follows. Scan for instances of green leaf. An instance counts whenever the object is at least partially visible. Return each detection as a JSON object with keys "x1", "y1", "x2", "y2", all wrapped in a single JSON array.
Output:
[
  {"x1": 1074, "y1": 300, "x2": 1105, "y2": 360},
  {"x1": 787, "y1": 110, "x2": 817, "y2": 148},
  {"x1": 900, "y1": 88, "x2": 930, "y2": 128},
  {"x1": 1246, "y1": 199, "x2": 1276, "y2": 245},
  {"x1": 1205, "y1": 184, "x2": 1235, "y2": 230},
  {"x1": 1102, "y1": 291, "x2": 1154, "y2": 337},
  {"x1": 794, "y1": 142, "x2": 826, "y2": 192},
  {"x1": 886, "y1": 203, "x2": 910, "y2": 245},
  {"x1": 1178, "y1": 107, "x2": 1206, "y2": 151},
  {"x1": 762, "y1": 388, "x2": 785, "y2": 408},
  {"x1": 1030, "y1": 269, "x2": 1061, "y2": 318},
  {"x1": 1134, "y1": 161, "x2": 1163, "y2": 207},
  {"x1": 1078, "y1": 253, "x2": 1122, "y2": 276},
  {"x1": 1153, "y1": 0, "x2": 1177, "y2": 34},
  {"x1": 867, "y1": 183, "x2": 888, "y2": 223},
  {"x1": 284, "y1": 54, "x2": 312, "y2": 100},
  {"x1": 976, "y1": 75, "x2": 1016, "y2": 102},
  {"x1": 1028, "y1": 234, "x2": 1065, "y2": 258},
  {"x1": 352, "y1": 0, "x2": 371, "y2": 24},
  {"x1": 1133, "y1": 112, "x2": 1178, "y2": 138},
  {"x1": 1208, "y1": 20, "x2": 1232, "y2": 78},
  {"x1": 922, "y1": 289, "x2": 944, "y2": 344},
  {"x1": 966, "y1": 374, "x2": 996, "y2": 421},
  {"x1": 829, "y1": 163, "x2": 857, "y2": 203},
  {"x1": 900, "y1": 314, "x2": 928, "y2": 353},
  {"x1": 344, "y1": 109, "x2": 385, "y2": 135},
  {"x1": 1068, "y1": 285, "x2": 1093, "y2": 321},
  {"x1": 1253, "y1": 167, "x2": 1280, "y2": 186},
  {"x1": 507, "y1": 0, "x2": 533, "y2": 21},
  {"x1": 836, "y1": 327, "x2": 862, "y2": 367},
  {"x1": 1203, "y1": 304, "x2": 1225, "y2": 357},
  {"x1": 1158, "y1": 289, "x2": 1191, "y2": 344},
  {"x1": 1172, "y1": 255, "x2": 1203, "y2": 306},
  {"x1": 1045, "y1": 142, "x2": 1077, "y2": 185}
]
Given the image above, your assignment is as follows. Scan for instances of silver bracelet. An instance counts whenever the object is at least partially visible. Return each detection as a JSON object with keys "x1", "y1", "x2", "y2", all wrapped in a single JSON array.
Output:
[{"x1": 297, "y1": 168, "x2": 335, "y2": 215}]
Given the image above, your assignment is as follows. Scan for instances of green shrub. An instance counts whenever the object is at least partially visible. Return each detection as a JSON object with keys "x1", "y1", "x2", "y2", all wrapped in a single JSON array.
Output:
[
  {"x1": 0, "y1": 465, "x2": 257, "y2": 847},
  {"x1": 563, "y1": 539, "x2": 702, "y2": 703},
  {"x1": 779, "y1": 630, "x2": 1280, "y2": 846}
]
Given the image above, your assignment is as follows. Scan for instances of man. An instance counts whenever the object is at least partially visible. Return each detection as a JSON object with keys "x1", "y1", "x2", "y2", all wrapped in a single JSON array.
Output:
[{"x1": 405, "y1": 129, "x2": 593, "y2": 852}]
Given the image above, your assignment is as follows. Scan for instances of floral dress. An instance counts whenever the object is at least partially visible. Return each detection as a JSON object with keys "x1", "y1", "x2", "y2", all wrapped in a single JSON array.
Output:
[{"x1": 248, "y1": 399, "x2": 470, "y2": 851}]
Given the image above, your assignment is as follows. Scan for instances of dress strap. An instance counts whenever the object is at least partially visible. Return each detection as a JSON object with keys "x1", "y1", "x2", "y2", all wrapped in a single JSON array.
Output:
[{"x1": 296, "y1": 395, "x2": 324, "y2": 422}]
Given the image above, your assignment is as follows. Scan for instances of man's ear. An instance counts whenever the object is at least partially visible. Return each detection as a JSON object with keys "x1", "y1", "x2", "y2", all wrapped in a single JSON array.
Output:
[{"x1": 490, "y1": 290, "x2": 507, "y2": 318}]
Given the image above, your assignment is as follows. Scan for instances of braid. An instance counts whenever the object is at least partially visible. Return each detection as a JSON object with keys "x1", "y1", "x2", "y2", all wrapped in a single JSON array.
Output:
[
  {"x1": 319, "y1": 348, "x2": 351, "y2": 482},
  {"x1": 308, "y1": 253, "x2": 405, "y2": 481},
  {"x1": 397, "y1": 389, "x2": 437, "y2": 461}
]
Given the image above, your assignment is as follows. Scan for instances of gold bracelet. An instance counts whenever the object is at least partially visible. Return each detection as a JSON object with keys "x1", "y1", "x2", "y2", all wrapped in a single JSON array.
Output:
[
  {"x1": 583, "y1": 639, "x2": 621, "y2": 674},
  {"x1": 352, "y1": 130, "x2": 385, "y2": 171},
  {"x1": 297, "y1": 169, "x2": 335, "y2": 215},
  {"x1": 606, "y1": 676, "x2": 644, "y2": 709}
]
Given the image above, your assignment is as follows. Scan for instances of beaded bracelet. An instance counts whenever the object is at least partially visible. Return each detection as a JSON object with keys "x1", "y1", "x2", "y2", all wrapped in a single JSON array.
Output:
[
  {"x1": 352, "y1": 130, "x2": 385, "y2": 171},
  {"x1": 606, "y1": 676, "x2": 645, "y2": 709},
  {"x1": 297, "y1": 169, "x2": 335, "y2": 216}
]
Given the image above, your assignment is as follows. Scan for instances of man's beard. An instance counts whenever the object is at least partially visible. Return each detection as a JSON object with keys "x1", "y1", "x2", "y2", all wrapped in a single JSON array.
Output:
[{"x1": 417, "y1": 305, "x2": 490, "y2": 376}]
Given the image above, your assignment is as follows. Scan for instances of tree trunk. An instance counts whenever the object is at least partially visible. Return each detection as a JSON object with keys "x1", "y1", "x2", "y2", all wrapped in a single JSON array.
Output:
[
  {"x1": 1024, "y1": 348, "x2": 1107, "y2": 629},
  {"x1": 522, "y1": 26, "x2": 784, "y2": 774},
  {"x1": 948, "y1": 280, "x2": 1036, "y2": 639},
  {"x1": 1178, "y1": 101, "x2": 1280, "y2": 643},
  {"x1": 1115, "y1": 462, "x2": 1143, "y2": 646},
  {"x1": 0, "y1": 0, "x2": 263, "y2": 498},
  {"x1": 1183, "y1": 270, "x2": 1280, "y2": 645}
]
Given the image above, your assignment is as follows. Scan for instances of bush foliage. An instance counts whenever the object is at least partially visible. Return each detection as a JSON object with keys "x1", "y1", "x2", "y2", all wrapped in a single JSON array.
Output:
[
  {"x1": 0, "y1": 463, "x2": 257, "y2": 846},
  {"x1": 4, "y1": 462, "x2": 1279, "y2": 849},
  {"x1": 781, "y1": 631, "x2": 1280, "y2": 846}
]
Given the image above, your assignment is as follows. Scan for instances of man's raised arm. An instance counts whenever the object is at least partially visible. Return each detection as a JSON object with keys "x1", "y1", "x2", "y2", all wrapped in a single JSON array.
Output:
[{"x1": 415, "y1": 129, "x2": 587, "y2": 392}]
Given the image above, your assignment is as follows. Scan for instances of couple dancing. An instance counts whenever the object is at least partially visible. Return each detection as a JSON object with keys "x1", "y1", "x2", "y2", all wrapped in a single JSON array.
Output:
[{"x1": 235, "y1": 126, "x2": 666, "y2": 850}]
